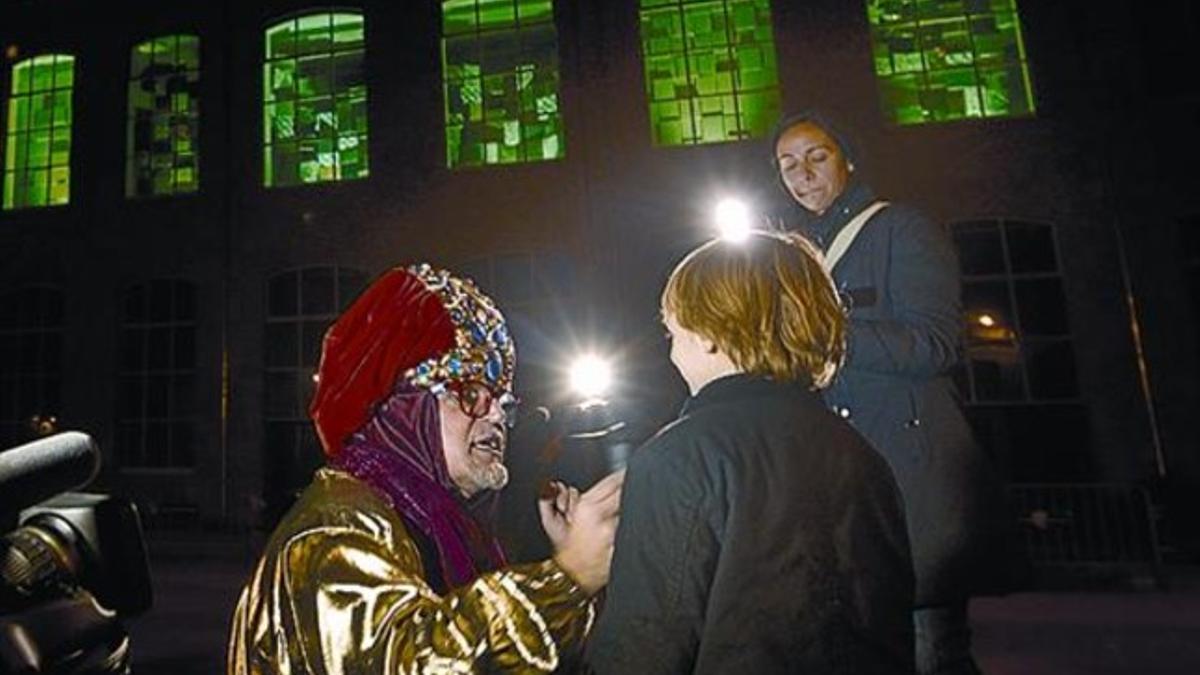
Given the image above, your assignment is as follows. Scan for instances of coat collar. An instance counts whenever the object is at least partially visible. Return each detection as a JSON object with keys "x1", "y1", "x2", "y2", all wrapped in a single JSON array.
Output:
[
  {"x1": 798, "y1": 181, "x2": 876, "y2": 248},
  {"x1": 681, "y1": 373, "x2": 816, "y2": 416}
]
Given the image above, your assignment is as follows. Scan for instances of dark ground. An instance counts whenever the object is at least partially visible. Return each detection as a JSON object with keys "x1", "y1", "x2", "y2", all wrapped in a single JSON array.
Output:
[{"x1": 128, "y1": 532, "x2": 1200, "y2": 674}]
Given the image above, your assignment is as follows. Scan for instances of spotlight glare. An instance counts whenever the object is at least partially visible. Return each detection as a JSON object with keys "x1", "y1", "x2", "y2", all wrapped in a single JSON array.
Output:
[
  {"x1": 569, "y1": 354, "x2": 613, "y2": 401},
  {"x1": 977, "y1": 314, "x2": 996, "y2": 328},
  {"x1": 714, "y1": 198, "x2": 752, "y2": 243}
]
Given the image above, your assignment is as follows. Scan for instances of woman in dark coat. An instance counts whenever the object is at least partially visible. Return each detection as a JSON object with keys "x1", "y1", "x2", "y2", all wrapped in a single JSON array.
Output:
[
  {"x1": 772, "y1": 112, "x2": 1007, "y2": 675},
  {"x1": 588, "y1": 232, "x2": 915, "y2": 674}
]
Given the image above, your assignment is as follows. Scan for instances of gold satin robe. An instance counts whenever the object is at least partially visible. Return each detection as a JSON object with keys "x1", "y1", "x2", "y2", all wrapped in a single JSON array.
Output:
[{"x1": 228, "y1": 469, "x2": 595, "y2": 674}]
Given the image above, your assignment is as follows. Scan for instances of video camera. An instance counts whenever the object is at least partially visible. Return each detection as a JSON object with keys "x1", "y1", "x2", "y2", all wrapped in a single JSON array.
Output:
[{"x1": 0, "y1": 432, "x2": 152, "y2": 674}]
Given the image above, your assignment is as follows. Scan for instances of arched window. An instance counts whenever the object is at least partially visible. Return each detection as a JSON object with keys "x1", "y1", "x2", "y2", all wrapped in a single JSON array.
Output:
[
  {"x1": 3, "y1": 54, "x2": 74, "y2": 209},
  {"x1": 442, "y1": 0, "x2": 564, "y2": 167},
  {"x1": 116, "y1": 280, "x2": 198, "y2": 469},
  {"x1": 954, "y1": 220, "x2": 1076, "y2": 402},
  {"x1": 263, "y1": 11, "x2": 369, "y2": 187},
  {"x1": 263, "y1": 266, "x2": 367, "y2": 518},
  {"x1": 952, "y1": 219, "x2": 1088, "y2": 480},
  {"x1": 865, "y1": 0, "x2": 1035, "y2": 125},
  {"x1": 127, "y1": 35, "x2": 201, "y2": 198},
  {"x1": 0, "y1": 286, "x2": 63, "y2": 445},
  {"x1": 637, "y1": 0, "x2": 780, "y2": 146}
]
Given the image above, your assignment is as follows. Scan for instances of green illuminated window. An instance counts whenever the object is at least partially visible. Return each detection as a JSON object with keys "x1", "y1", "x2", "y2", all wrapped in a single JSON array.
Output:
[
  {"x1": 3, "y1": 55, "x2": 74, "y2": 209},
  {"x1": 127, "y1": 35, "x2": 201, "y2": 198},
  {"x1": 441, "y1": 0, "x2": 564, "y2": 167},
  {"x1": 263, "y1": 11, "x2": 369, "y2": 187},
  {"x1": 866, "y1": 0, "x2": 1035, "y2": 125},
  {"x1": 638, "y1": 0, "x2": 780, "y2": 147}
]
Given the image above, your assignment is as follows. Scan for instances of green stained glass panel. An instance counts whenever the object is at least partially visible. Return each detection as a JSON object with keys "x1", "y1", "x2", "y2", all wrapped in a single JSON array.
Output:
[
  {"x1": 331, "y1": 13, "x2": 365, "y2": 47},
  {"x1": 440, "y1": 1, "x2": 565, "y2": 168},
  {"x1": 7, "y1": 97, "x2": 27, "y2": 133},
  {"x1": 478, "y1": 0, "x2": 517, "y2": 31},
  {"x1": 297, "y1": 56, "x2": 333, "y2": 97},
  {"x1": 4, "y1": 133, "x2": 19, "y2": 167},
  {"x1": 50, "y1": 131, "x2": 70, "y2": 166},
  {"x1": 179, "y1": 36, "x2": 201, "y2": 69},
  {"x1": 51, "y1": 92, "x2": 71, "y2": 126},
  {"x1": 126, "y1": 35, "x2": 201, "y2": 198},
  {"x1": 28, "y1": 168, "x2": 47, "y2": 204},
  {"x1": 31, "y1": 61, "x2": 53, "y2": 91},
  {"x1": 4, "y1": 54, "x2": 73, "y2": 209},
  {"x1": 865, "y1": 0, "x2": 1035, "y2": 124},
  {"x1": 296, "y1": 15, "x2": 333, "y2": 56},
  {"x1": 518, "y1": 0, "x2": 552, "y2": 23},
  {"x1": 13, "y1": 63, "x2": 31, "y2": 95},
  {"x1": 444, "y1": 0, "x2": 478, "y2": 35},
  {"x1": 638, "y1": 0, "x2": 780, "y2": 146},
  {"x1": 266, "y1": 23, "x2": 296, "y2": 59},
  {"x1": 263, "y1": 12, "x2": 369, "y2": 187},
  {"x1": 737, "y1": 89, "x2": 779, "y2": 136},
  {"x1": 27, "y1": 131, "x2": 49, "y2": 166}
]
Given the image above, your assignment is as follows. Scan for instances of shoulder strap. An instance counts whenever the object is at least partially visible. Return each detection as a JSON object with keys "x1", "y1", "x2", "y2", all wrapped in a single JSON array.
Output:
[{"x1": 824, "y1": 200, "x2": 889, "y2": 271}]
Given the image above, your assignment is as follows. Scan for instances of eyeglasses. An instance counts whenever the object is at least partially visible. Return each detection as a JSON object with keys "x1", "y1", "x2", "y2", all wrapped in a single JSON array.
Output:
[{"x1": 449, "y1": 381, "x2": 520, "y2": 427}]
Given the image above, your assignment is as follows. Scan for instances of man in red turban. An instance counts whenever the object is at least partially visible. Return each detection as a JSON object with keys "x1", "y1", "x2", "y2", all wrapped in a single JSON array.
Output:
[{"x1": 229, "y1": 264, "x2": 623, "y2": 674}]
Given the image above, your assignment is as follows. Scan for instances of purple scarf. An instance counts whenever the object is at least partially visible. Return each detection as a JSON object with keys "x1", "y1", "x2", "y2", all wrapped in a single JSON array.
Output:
[{"x1": 331, "y1": 383, "x2": 507, "y2": 589}]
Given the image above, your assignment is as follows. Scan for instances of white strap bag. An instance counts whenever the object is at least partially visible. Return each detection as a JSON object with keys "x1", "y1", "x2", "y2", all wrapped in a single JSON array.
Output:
[{"x1": 823, "y1": 200, "x2": 889, "y2": 271}]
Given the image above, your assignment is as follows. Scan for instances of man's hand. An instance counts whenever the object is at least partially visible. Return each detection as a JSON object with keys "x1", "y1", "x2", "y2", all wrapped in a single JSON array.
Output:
[
  {"x1": 538, "y1": 469, "x2": 624, "y2": 596},
  {"x1": 538, "y1": 480, "x2": 581, "y2": 551}
]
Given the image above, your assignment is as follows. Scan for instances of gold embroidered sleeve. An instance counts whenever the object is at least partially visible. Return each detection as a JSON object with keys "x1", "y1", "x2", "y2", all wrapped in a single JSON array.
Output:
[{"x1": 248, "y1": 523, "x2": 594, "y2": 674}]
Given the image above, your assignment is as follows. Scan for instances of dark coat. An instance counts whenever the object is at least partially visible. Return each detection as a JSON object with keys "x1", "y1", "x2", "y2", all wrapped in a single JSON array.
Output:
[
  {"x1": 797, "y1": 182, "x2": 1008, "y2": 606},
  {"x1": 588, "y1": 375, "x2": 915, "y2": 675}
]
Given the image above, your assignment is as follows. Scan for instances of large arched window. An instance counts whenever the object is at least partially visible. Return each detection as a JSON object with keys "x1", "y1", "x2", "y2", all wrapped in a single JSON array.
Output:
[
  {"x1": 263, "y1": 266, "x2": 367, "y2": 519},
  {"x1": 637, "y1": 0, "x2": 780, "y2": 146},
  {"x1": 0, "y1": 286, "x2": 63, "y2": 446},
  {"x1": 865, "y1": 0, "x2": 1035, "y2": 125},
  {"x1": 263, "y1": 11, "x2": 369, "y2": 187},
  {"x1": 116, "y1": 279, "x2": 198, "y2": 469},
  {"x1": 442, "y1": 0, "x2": 564, "y2": 167},
  {"x1": 127, "y1": 35, "x2": 201, "y2": 198},
  {"x1": 3, "y1": 55, "x2": 74, "y2": 209},
  {"x1": 952, "y1": 219, "x2": 1088, "y2": 480}
]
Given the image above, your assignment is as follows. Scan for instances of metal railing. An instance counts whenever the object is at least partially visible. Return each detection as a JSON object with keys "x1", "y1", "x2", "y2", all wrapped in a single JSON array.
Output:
[{"x1": 1008, "y1": 483, "x2": 1163, "y2": 587}]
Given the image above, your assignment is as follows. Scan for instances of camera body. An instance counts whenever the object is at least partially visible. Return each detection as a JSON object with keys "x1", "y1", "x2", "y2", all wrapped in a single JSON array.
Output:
[{"x1": 0, "y1": 434, "x2": 153, "y2": 674}]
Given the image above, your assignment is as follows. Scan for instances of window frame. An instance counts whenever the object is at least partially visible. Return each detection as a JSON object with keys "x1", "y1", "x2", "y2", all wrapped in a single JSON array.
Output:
[
  {"x1": 636, "y1": 0, "x2": 782, "y2": 147},
  {"x1": 115, "y1": 278, "x2": 200, "y2": 473},
  {"x1": 953, "y1": 218, "x2": 1079, "y2": 406},
  {"x1": 0, "y1": 285, "x2": 64, "y2": 446},
  {"x1": 261, "y1": 9, "x2": 371, "y2": 188},
  {"x1": 440, "y1": 0, "x2": 567, "y2": 168},
  {"x1": 864, "y1": 0, "x2": 1037, "y2": 126},
  {"x1": 125, "y1": 34, "x2": 202, "y2": 199},
  {"x1": 262, "y1": 265, "x2": 367, "y2": 513},
  {"x1": 2, "y1": 53, "x2": 76, "y2": 210}
]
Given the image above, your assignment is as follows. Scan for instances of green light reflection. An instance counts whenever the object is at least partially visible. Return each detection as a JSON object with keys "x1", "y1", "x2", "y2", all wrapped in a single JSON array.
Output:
[
  {"x1": 3, "y1": 54, "x2": 74, "y2": 209},
  {"x1": 441, "y1": 0, "x2": 564, "y2": 168},
  {"x1": 263, "y1": 11, "x2": 369, "y2": 187},
  {"x1": 866, "y1": 0, "x2": 1035, "y2": 125}
]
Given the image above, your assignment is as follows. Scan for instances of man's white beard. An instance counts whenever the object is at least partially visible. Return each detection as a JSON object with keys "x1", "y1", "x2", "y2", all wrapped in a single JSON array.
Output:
[{"x1": 480, "y1": 462, "x2": 509, "y2": 491}]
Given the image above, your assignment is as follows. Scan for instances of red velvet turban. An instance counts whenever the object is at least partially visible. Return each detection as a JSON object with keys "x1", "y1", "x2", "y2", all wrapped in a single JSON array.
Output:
[{"x1": 309, "y1": 264, "x2": 515, "y2": 457}]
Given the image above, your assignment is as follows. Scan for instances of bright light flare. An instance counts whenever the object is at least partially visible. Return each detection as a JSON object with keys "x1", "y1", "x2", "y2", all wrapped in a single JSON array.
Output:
[
  {"x1": 569, "y1": 354, "x2": 614, "y2": 401},
  {"x1": 977, "y1": 314, "x2": 996, "y2": 328},
  {"x1": 714, "y1": 198, "x2": 752, "y2": 243}
]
